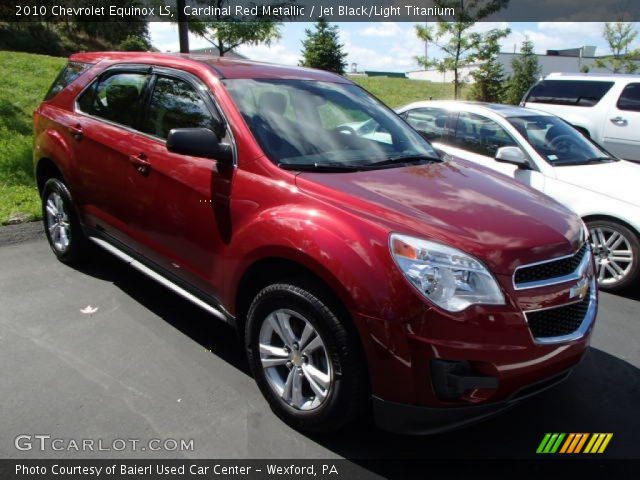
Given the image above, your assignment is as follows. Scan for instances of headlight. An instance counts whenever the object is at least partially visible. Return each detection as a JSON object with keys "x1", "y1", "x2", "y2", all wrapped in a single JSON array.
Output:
[{"x1": 390, "y1": 234, "x2": 505, "y2": 312}]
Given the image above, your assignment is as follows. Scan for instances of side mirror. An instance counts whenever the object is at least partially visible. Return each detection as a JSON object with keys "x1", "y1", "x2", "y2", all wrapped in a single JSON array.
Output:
[
  {"x1": 166, "y1": 128, "x2": 233, "y2": 165},
  {"x1": 495, "y1": 146, "x2": 530, "y2": 169}
]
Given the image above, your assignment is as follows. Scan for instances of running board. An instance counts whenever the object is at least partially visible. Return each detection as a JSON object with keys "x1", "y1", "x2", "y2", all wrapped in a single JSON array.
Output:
[{"x1": 89, "y1": 236, "x2": 231, "y2": 324}]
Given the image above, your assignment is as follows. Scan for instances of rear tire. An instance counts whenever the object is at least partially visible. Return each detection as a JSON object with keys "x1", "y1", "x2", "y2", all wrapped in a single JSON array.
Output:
[
  {"x1": 587, "y1": 219, "x2": 639, "y2": 292},
  {"x1": 245, "y1": 280, "x2": 369, "y2": 433},
  {"x1": 42, "y1": 177, "x2": 89, "y2": 265}
]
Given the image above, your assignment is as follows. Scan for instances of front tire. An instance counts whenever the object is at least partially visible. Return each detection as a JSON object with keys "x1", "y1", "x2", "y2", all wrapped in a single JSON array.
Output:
[
  {"x1": 588, "y1": 219, "x2": 639, "y2": 291},
  {"x1": 245, "y1": 281, "x2": 368, "y2": 433},
  {"x1": 42, "y1": 177, "x2": 88, "y2": 265}
]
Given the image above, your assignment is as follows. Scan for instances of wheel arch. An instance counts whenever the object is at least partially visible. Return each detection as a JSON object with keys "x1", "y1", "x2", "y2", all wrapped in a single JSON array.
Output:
[
  {"x1": 583, "y1": 214, "x2": 640, "y2": 239},
  {"x1": 234, "y1": 254, "x2": 356, "y2": 336},
  {"x1": 33, "y1": 125, "x2": 76, "y2": 196},
  {"x1": 35, "y1": 157, "x2": 64, "y2": 195}
]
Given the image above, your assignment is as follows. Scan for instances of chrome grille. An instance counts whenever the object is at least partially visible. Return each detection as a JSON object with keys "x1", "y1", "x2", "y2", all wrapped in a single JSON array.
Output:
[
  {"x1": 526, "y1": 296, "x2": 590, "y2": 339},
  {"x1": 514, "y1": 243, "x2": 589, "y2": 289}
]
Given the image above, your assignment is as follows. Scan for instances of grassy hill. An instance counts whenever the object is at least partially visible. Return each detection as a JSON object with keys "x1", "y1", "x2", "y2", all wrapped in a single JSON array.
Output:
[
  {"x1": 0, "y1": 51, "x2": 65, "y2": 224},
  {"x1": 348, "y1": 75, "x2": 460, "y2": 108},
  {"x1": 0, "y1": 51, "x2": 458, "y2": 225}
]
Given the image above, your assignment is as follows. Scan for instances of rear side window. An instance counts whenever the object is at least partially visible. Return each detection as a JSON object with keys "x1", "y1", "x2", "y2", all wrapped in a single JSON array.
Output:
[
  {"x1": 525, "y1": 80, "x2": 614, "y2": 107},
  {"x1": 617, "y1": 83, "x2": 640, "y2": 112},
  {"x1": 44, "y1": 62, "x2": 89, "y2": 101},
  {"x1": 143, "y1": 76, "x2": 221, "y2": 139},
  {"x1": 404, "y1": 107, "x2": 449, "y2": 142},
  {"x1": 77, "y1": 72, "x2": 150, "y2": 129}
]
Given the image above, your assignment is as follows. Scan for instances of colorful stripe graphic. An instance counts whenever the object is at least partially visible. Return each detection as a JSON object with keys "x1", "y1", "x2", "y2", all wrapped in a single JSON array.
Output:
[{"x1": 536, "y1": 433, "x2": 612, "y2": 454}]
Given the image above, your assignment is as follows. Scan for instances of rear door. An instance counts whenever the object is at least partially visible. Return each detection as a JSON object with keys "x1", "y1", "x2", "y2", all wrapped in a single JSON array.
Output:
[
  {"x1": 603, "y1": 82, "x2": 640, "y2": 161},
  {"x1": 73, "y1": 67, "x2": 154, "y2": 245}
]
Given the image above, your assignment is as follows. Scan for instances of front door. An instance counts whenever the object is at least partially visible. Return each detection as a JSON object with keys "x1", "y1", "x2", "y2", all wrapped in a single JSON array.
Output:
[
  {"x1": 446, "y1": 112, "x2": 546, "y2": 192},
  {"x1": 132, "y1": 71, "x2": 235, "y2": 298},
  {"x1": 603, "y1": 82, "x2": 640, "y2": 161}
]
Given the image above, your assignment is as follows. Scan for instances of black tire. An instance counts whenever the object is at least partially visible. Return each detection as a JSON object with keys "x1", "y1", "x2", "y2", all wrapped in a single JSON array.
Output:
[
  {"x1": 42, "y1": 177, "x2": 89, "y2": 265},
  {"x1": 587, "y1": 219, "x2": 640, "y2": 292},
  {"x1": 245, "y1": 279, "x2": 369, "y2": 434}
]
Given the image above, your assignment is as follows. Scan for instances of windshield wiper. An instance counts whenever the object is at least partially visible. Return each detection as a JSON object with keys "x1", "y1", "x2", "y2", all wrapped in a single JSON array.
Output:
[
  {"x1": 278, "y1": 155, "x2": 441, "y2": 172},
  {"x1": 278, "y1": 162, "x2": 363, "y2": 172},
  {"x1": 364, "y1": 155, "x2": 441, "y2": 168},
  {"x1": 583, "y1": 156, "x2": 618, "y2": 163},
  {"x1": 554, "y1": 156, "x2": 617, "y2": 166}
]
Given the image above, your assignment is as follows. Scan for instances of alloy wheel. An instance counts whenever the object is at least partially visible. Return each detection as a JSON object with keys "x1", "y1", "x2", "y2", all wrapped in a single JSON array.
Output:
[
  {"x1": 258, "y1": 309, "x2": 332, "y2": 411},
  {"x1": 589, "y1": 226, "x2": 634, "y2": 286},
  {"x1": 45, "y1": 191, "x2": 71, "y2": 253}
]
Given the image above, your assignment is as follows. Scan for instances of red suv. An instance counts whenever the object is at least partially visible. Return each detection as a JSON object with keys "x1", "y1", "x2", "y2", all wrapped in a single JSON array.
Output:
[{"x1": 34, "y1": 52, "x2": 597, "y2": 434}]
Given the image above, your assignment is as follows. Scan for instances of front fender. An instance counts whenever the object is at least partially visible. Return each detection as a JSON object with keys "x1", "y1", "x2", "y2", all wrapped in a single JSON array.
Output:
[
  {"x1": 227, "y1": 204, "x2": 404, "y2": 320},
  {"x1": 225, "y1": 204, "x2": 429, "y2": 402}
]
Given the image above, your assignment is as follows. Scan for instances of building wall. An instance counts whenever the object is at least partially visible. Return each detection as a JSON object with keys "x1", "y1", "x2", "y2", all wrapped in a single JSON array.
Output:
[{"x1": 407, "y1": 53, "x2": 640, "y2": 83}]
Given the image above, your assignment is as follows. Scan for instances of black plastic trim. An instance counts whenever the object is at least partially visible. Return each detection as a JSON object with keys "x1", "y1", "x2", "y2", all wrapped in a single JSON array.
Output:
[
  {"x1": 374, "y1": 366, "x2": 574, "y2": 435},
  {"x1": 86, "y1": 225, "x2": 235, "y2": 325}
]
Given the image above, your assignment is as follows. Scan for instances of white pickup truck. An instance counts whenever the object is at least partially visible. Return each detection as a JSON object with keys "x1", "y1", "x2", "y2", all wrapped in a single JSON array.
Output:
[{"x1": 522, "y1": 73, "x2": 640, "y2": 162}]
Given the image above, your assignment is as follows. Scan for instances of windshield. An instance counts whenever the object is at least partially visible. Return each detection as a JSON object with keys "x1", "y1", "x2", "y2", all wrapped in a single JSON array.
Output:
[
  {"x1": 223, "y1": 79, "x2": 439, "y2": 169},
  {"x1": 507, "y1": 115, "x2": 615, "y2": 166}
]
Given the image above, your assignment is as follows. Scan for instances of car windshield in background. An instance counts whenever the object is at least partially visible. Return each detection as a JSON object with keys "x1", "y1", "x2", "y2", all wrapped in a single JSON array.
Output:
[
  {"x1": 223, "y1": 79, "x2": 439, "y2": 170},
  {"x1": 507, "y1": 115, "x2": 615, "y2": 166}
]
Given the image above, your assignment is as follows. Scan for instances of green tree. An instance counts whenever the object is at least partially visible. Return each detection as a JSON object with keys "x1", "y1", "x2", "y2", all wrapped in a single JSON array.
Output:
[
  {"x1": 299, "y1": 19, "x2": 347, "y2": 74},
  {"x1": 0, "y1": 19, "x2": 150, "y2": 57},
  {"x1": 469, "y1": 28, "x2": 510, "y2": 102},
  {"x1": 504, "y1": 39, "x2": 540, "y2": 105},
  {"x1": 415, "y1": 0, "x2": 509, "y2": 99},
  {"x1": 118, "y1": 35, "x2": 151, "y2": 52},
  {"x1": 187, "y1": 0, "x2": 294, "y2": 56},
  {"x1": 594, "y1": 22, "x2": 639, "y2": 74}
]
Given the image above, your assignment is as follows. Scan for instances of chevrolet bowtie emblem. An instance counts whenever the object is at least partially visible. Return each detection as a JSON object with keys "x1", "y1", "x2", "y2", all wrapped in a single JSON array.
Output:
[{"x1": 570, "y1": 277, "x2": 590, "y2": 300}]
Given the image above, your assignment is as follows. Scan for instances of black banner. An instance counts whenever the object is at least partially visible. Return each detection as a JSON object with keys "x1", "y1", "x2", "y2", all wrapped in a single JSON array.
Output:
[
  {"x1": 3, "y1": 0, "x2": 640, "y2": 23},
  {"x1": 1, "y1": 459, "x2": 639, "y2": 480}
]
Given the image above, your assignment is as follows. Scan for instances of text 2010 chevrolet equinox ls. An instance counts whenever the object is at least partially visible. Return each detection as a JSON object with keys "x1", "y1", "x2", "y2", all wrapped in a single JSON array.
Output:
[{"x1": 34, "y1": 53, "x2": 597, "y2": 434}]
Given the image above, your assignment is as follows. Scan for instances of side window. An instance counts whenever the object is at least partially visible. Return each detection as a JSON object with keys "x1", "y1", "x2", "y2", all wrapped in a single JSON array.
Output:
[
  {"x1": 526, "y1": 80, "x2": 614, "y2": 107},
  {"x1": 454, "y1": 112, "x2": 516, "y2": 157},
  {"x1": 617, "y1": 83, "x2": 640, "y2": 112},
  {"x1": 404, "y1": 108, "x2": 448, "y2": 142},
  {"x1": 144, "y1": 76, "x2": 221, "y2": 139},
  {"x1": 44, "y1": 62, "x2": 89, "y2": 101},
  {"x1": 77, "y1": 72, "x2": 149, "y2": 129}
]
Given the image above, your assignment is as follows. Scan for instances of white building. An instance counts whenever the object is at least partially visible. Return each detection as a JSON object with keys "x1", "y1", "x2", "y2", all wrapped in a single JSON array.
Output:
[{"x1": 406, "y1": 46, "x2": 640, "y2": 83}]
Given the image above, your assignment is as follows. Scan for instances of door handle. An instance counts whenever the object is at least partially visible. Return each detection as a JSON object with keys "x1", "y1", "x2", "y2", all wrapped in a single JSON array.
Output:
[
  {"x1": 128, "y1": 153, "x2": 151, "y2": 175},
  {"x1": 68, "y1": 123, "x2": 83, "y2": 140},
  {"x1": 610, "y1": 116, "x2": 628, "y2": 126}
]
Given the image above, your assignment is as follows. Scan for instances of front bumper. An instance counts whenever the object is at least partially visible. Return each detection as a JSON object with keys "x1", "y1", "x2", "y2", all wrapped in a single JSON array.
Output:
[
  {"x1": 357, "y1": 258, "x2": 597, "y2": 433},
  {"x1": 373, "y1": 366, "x2": 575, "y2": 435}
]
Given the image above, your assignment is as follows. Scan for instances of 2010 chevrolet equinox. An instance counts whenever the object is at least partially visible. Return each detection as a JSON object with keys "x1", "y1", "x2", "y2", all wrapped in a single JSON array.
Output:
[{"x1": 33, "y1": 52, "x2": 597, "y2": 434}]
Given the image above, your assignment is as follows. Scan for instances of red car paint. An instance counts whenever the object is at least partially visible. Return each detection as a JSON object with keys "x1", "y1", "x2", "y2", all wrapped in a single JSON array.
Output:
[{"x1": 34, "y1": 52, "x2": 596, "y2": 431}]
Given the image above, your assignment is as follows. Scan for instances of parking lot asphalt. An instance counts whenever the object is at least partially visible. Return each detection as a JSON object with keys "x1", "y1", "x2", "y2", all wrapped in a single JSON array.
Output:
[{"x1": 1, "y1": 226, "x2": 639, "y2": 467}]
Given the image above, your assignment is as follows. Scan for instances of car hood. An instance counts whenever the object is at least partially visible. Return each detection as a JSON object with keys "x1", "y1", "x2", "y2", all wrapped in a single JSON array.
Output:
[
  {"x1": 553, "y1": 160, "x2": 640, "y2": 207},
  {"x1": 295, "y1": 159, "x2": 583, "y2": 275}
]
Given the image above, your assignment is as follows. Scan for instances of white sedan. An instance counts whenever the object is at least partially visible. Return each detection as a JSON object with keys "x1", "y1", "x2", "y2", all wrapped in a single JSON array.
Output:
[{"x1": 397, "y1": 100, "x2": 640, "y2": 291}]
